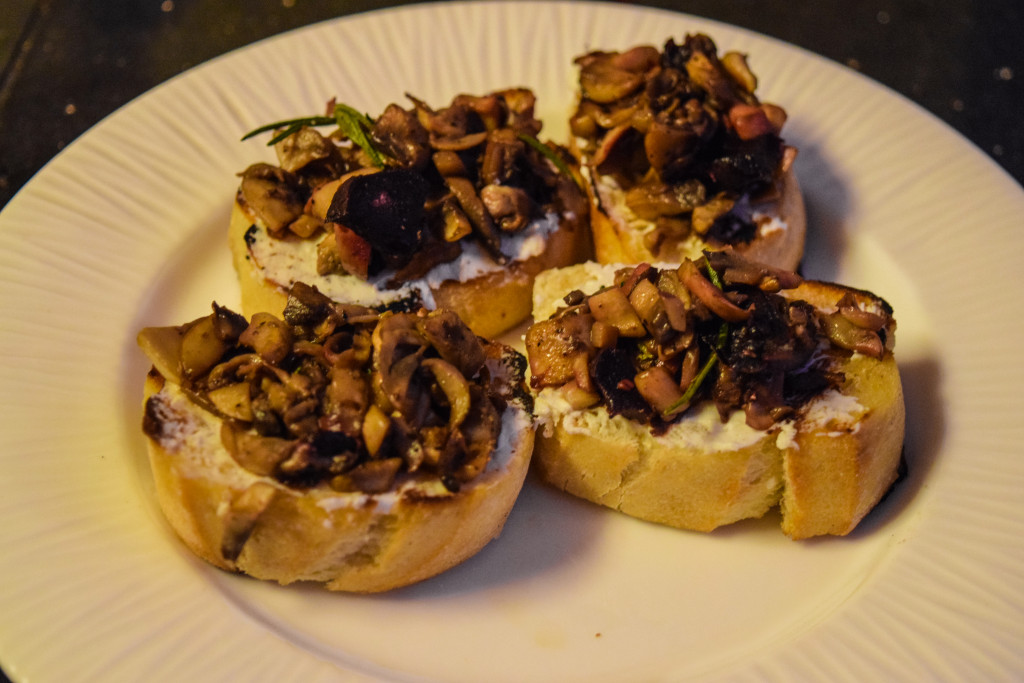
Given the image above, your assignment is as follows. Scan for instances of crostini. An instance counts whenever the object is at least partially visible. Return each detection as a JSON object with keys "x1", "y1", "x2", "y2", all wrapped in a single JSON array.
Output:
[
  {"x1": 569, "y1": 34, "x2": 806, "y2": 270},
  {"x1": 232, "y1": 89, "x2": 591, "y2": 338},
  {"x1": 137, "y1": 284, "x2": 535, "y2": 592},
  {"x1": 526, "y1": 254, "x2": 904, "y2": 539}
]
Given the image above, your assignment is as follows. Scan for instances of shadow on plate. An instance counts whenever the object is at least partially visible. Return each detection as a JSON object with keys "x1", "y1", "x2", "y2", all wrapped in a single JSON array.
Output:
[
  {"x1": 791, "y1": 132, "x2": 851, "y2": 283},
  {"x1": 347, "y1": 471, "x2": 609, "y2": 601}
]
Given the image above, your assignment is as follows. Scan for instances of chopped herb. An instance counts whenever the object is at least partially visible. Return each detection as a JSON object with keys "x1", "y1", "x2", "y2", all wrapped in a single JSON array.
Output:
[
  {"x1": 332, "y1": 103, "x2": 385, "y2": 167},
  {"x1": 704, "y1": 255, "x2": 724, "y2": 289},
  {"x1": 665, "y1": 349, "x2": 719, "y2": 416}
]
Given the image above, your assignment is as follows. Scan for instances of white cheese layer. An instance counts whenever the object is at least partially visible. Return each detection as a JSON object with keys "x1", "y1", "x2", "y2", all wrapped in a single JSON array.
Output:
[
  {"x1": 150, "y1": 380, "x2": 531, "y2": 516},
  {"x1": 246, "y1": 212, "x2": 563, "y2": 309},
  {"x1": 592, "y1": 170, "x2": 788, "y2": 259},
  {"x1": 533, "y1": 387, "x2": 783, "y2": 452},
  {"x1": 801, "y1": 388, "x2": 866, "y2": 434}
]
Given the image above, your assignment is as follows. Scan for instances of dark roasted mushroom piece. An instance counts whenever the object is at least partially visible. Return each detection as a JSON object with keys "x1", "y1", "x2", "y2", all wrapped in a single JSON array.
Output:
[
  {"x1": 238, "y1": 163, "x2": 306, "y2": 236},
  {"x1": 371, "y1": 104, "x2": 431, "y2": 170},
  {"x1": 274, "y1": 126, "x2": 346, "y2": 178},
  {"x1": 590, "y1": 347, "x2": 652, "y2": 421},
  {"x1": 326, "y1": 168, "x2": 431, "y2": 270}
]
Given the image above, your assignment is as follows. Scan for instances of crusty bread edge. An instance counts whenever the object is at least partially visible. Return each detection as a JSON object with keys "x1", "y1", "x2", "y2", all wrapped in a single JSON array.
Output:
[
  {"x1": 529, "y1": 264, "x2": 905, "y2": 539},
  {"x1": 143, "y1": 372, "x2": 535, "y2": 592},
  {"x1": 532, "y1": 405, "x2": 785, "y2": 533}
]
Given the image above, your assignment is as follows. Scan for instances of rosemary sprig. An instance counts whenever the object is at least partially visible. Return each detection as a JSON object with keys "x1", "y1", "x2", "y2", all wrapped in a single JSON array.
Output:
[
  {"x1": 240, "y1": 103, "x2": 386, "y2": 167},
  {"x1": 669, "y1": 349, "x2": 720, "y2": 415},
  {"x1": 241, "y1": 115, "x2": 336, "y2": 145}
]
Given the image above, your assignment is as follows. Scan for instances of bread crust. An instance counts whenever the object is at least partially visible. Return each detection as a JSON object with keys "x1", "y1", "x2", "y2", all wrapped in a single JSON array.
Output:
[
  {"x1": 230, "y1": 197, "x2": 591, "y2": 340},
  {"x1": 529, "y1": 265, "x2": 904, "y2": 539},
  {"x1": 587, "y1": 166, "x2": 806, "y2": 271},
  {"x1": 532, "y1": 404, "x2": 784, "y2": 532},
  {"x1": 143, "y1": 372, "x2": 534, "y2": 592}
]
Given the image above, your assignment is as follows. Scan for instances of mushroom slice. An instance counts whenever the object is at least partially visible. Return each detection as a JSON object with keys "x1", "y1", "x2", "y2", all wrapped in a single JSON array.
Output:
[
  {"x1": 480, "y1": 184, "x2": 532, "y2": 233},
  {"x1": 525, "y1": 312, "x2": 595, "y2": 388},
  {"x1": 820, "y1": 313, "x2": 884, "y2": 358},
  {"x1": 361, "y1": 404, "x2": 391, "y2": 457},
  {"x1": 220, "y1": 481, "x2": 278, "y2": 562},
  {"x1": 206, "y1": 382, "x2": 253, "y2": 422},
  {"x1": 432, "y1": 131, "x2": 489, "y2": 151},
  {"x1": 137, "y1": 324, "x2": 187, "y2": 384},
  {"x1": 628, "y1": 278, "x2": 672, "y2": 343},
  {"x1": 421, "y1": 358, "x2": 471, "y2": 428},
  {"x1": 836, "y1": 292, "x2": 889, "y2": 331},
  {"x1": 588, "y1": 286, "x2": 646, "y2": 337},
  {"x1": 416, "y1": 308, "x2": 486, "y2": 378},
  {"x1": 371, "y1": 103, "x2": 431, "y2": 169},
  {"x1": 720, "y1": 51, "x2": 757, "y2": 94},
  {"x1": 705, "y1": 249, "x2": 802, "y2": 292},
  {"x1": 445, "y1": 176, "x2": 505, "y2": 262},
  {"x1": 240, "y1": 312, "x2": 293, "y2": 365},
  {"x1": 480, "y1": 128, "x2": 525, "y2": 185},
  {"x1": 577, "y1": 46, "x2": 659, "y2": 103},
  {"x1": 677, "y1": 259, "x2": 750, "y2": 322},
  {"x1": 321, "y1": 363, "x2": 370, "y2": 439},
  {"x1": 634, "y1": 365, "x2": 687, "y2": 415},
  {"x1": 433, "y1": 150, "x2": 469, "y2": 179},
  {"x1": 238, "y1": 163, "x2": 305, "y2": 236},
  {"x1": 440, "y1": 198, "x2": 473, "y2": 242},
  {"x1": 220, "y1": 422, "x2": 296, "y2": 477},
  {"x1": 180, "y1": 315, "x2": 229, "y2": 380},
  {"x1": 274, "y1": 125, "x2": 341, "y2": 173}
]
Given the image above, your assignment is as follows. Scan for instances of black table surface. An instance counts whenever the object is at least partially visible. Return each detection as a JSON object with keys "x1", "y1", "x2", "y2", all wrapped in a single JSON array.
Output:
[{"x1": 0, "y1": 0, "x2": 1021, "y2": 680}]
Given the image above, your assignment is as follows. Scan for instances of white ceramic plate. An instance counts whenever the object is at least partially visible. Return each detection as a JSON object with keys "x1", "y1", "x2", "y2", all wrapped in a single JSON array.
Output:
[{"x1": 2, "y1": 2, "x2": 1022, "y2": 680}]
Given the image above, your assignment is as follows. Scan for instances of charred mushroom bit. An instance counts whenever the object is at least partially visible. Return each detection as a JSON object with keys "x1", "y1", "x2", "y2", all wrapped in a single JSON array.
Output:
[
  {"x1": 238, "y1": 89, "x2": 585, "y2": 284},
  {"x1": 526, "y1": 251, "x2": 896, "y2": 433},
  {"x1": 139, "y1": 284, "x2": 530, "y2": 495},
  {"x1": 569, "y1": 33, "x2": 797, "y2": 258}
]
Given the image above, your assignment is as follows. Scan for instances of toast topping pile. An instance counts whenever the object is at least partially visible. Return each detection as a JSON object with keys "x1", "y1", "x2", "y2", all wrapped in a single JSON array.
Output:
[
  {"x1": 570, "y1": 34, "x2": 796, "y2": 257},
  {"x1": 139, "y1": 284, "x2": 529, "y2": 494},
  {"x1": 526, "y1": 251, "x2": 895, "y2": 432},
  {"x1": 238, "y1": 89, "x2": 586, "y2": 286}
]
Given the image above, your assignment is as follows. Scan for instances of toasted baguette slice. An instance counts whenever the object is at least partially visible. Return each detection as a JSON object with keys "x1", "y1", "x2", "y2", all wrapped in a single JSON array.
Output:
[
  {"x1": 569, "y1": 34, "x2": 806, "y2": 270},
  {"x1": 138, "y1": 295, "x2": 535, "y2": 592},
  {"x1": 528, "y1": 262, "x2": 904, "y2": 539}
]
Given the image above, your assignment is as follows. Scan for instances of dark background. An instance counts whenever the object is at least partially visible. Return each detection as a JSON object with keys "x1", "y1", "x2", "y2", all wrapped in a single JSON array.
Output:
[{"x1": 1, "y1": 0, "x2": 1020, "y2": 680}]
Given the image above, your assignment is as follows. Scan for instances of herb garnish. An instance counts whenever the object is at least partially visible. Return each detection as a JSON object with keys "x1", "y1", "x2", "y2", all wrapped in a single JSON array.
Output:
[
  {"x1": 663, "y1": 257, "x2": 731, "y2": 416},
  {"x1": 241, "y1": 103, "x2": 386, "y2": 167}
]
